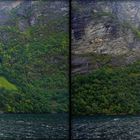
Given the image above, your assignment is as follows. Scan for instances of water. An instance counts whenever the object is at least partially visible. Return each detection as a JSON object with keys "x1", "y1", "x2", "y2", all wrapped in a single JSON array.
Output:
[
  {"x1": 72, "y1": 115, "x2": 140, "y2": 140},
  {"x1": 0, "y1": 113, "x2": 69, "y2": 139}
]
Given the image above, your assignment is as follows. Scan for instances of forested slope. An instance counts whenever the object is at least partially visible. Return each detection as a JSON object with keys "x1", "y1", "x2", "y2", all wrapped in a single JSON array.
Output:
[
  {"x1": 0, "y1": 0, "x2": 69, "y2": 113},
  {"x1": 72, "y1": 1, "x2": 140, "y2": 115}
]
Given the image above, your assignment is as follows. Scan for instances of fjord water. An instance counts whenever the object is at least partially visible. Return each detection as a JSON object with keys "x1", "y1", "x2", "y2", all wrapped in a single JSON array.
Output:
[
  {"x1": 72, "y1": 115, "x2": 140, "y2": 139},
  {"x1": 0, "y1": 113, "x2": 68, "y2": 139}
]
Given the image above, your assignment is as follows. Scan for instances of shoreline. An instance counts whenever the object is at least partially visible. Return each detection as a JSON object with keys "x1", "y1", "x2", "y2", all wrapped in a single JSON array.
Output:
[
  {"x1": 72, "y1": 113, "x2": 140, "y2": 118},
  {"x1": 0, "y1": 112, "x2": 69, "y2": 115}
]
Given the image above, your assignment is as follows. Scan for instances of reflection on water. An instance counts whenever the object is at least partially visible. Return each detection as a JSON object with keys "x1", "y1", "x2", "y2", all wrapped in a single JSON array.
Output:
[
  {"x1": 72, "y1": 115, "x2": 140, "y2": 140},
  {"x1": 0, "y1": 113, "x2": 68, "y2": 139}
]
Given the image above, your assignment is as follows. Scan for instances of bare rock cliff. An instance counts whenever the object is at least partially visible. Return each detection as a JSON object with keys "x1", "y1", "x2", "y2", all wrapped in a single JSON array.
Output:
[{"x1": 72, "y1": 1, "x2": 140, "y2": 74}]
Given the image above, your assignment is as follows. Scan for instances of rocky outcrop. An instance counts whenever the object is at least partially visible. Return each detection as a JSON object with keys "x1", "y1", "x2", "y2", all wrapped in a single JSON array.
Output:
[
  {"x1": 0, "y1": 0, "x2": 68, "y2": 47},
  {"x1": 72, "y1": 1, "x2": 140, "y2": 74},
  {"x1": 0, "y1": 1, "x2": 68, "y2": 31}
]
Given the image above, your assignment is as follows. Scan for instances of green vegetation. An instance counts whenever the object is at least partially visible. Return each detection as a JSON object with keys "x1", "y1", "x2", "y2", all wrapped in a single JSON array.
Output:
[
  {"x1": 0, "y1": 18, "x2": 68, "y2": 113},
  {"x1": 72, "y1": 61, "x2": 140, "y2": 115},
  {"x1": 77, "y1": 53, "x2": 113, "y2": 67},
  {"x1": 131, "y1": 27, "x2": 140, "y2": 38},
  {"x1": 72, "y1": 1, "x2": 85, "y2": 13},
  {"x1": 92, "y1": 11, "x2": 115, "y2": 19},
  {"x1": 122, "y1": 21, "x2": 140, "y2": 38},
  {"x1": 72, "y1": 1, "x2": 140, "y2": 116},
  {"x1": 0, "y1": 77, "x2": 17, "y2": 90}
]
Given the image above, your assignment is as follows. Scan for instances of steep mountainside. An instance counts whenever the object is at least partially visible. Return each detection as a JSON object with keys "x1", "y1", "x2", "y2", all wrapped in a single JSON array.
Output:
[
  {"x1": 0, "y1": 0, "x2": 69, "y2": 113},
  {"x1": 72, "y1": 1, "x2": 140, "y2": 74},
  {"x1": 72, "y1": 1, "x2": 140, "y2": 115}
]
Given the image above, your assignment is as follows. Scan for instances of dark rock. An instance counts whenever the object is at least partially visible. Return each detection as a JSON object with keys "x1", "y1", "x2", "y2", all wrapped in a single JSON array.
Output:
[{"x1": 72, "y1": 1, "x2": 140, "y2": 74}]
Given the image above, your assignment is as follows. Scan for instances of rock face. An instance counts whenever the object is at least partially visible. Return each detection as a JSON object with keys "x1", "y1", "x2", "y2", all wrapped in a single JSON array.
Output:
[
  {"x1": 0, "y1": 1, "x2": 21, "y2": 11},
  {"x1": 72, "y1": 1, "x2": 140, "y2": 74},
  {"x1": 0, "y1": 0, "x2": 69, "y2": 48},
  {"x1": 0, "y1": 1, "x2": 68, "y2": 30}
]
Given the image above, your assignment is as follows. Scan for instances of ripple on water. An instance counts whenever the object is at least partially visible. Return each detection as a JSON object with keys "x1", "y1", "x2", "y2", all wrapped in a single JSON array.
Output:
[
  {"x1": 0, "y1": 114, "x2": 69, "y2": 139},
  {"x1": 72, "y1": 115, "x2": 140, "y2": 140}
]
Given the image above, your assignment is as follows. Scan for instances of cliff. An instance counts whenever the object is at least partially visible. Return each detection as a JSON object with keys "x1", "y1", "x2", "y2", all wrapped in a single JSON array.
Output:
[
  {"x1": 72, "y1": 1, "x2": 140, "y2": 115},
  {"x1": 72, "y1": 0, "x2": 140, "y2": 74}
]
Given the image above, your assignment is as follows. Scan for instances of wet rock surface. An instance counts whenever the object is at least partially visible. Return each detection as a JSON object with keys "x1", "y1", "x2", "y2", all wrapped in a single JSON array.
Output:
[{"x1": 72, "y1": 115, "x2": 140, "y2": 140}]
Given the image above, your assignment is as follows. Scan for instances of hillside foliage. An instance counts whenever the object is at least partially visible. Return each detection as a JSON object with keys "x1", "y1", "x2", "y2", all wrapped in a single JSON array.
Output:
[
  {"x1": 72, "y1": 61, "x2": 140, "y2": 115},
  {"x1": 0, "y1": 16, "x2": 69, "y2": 113}
]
